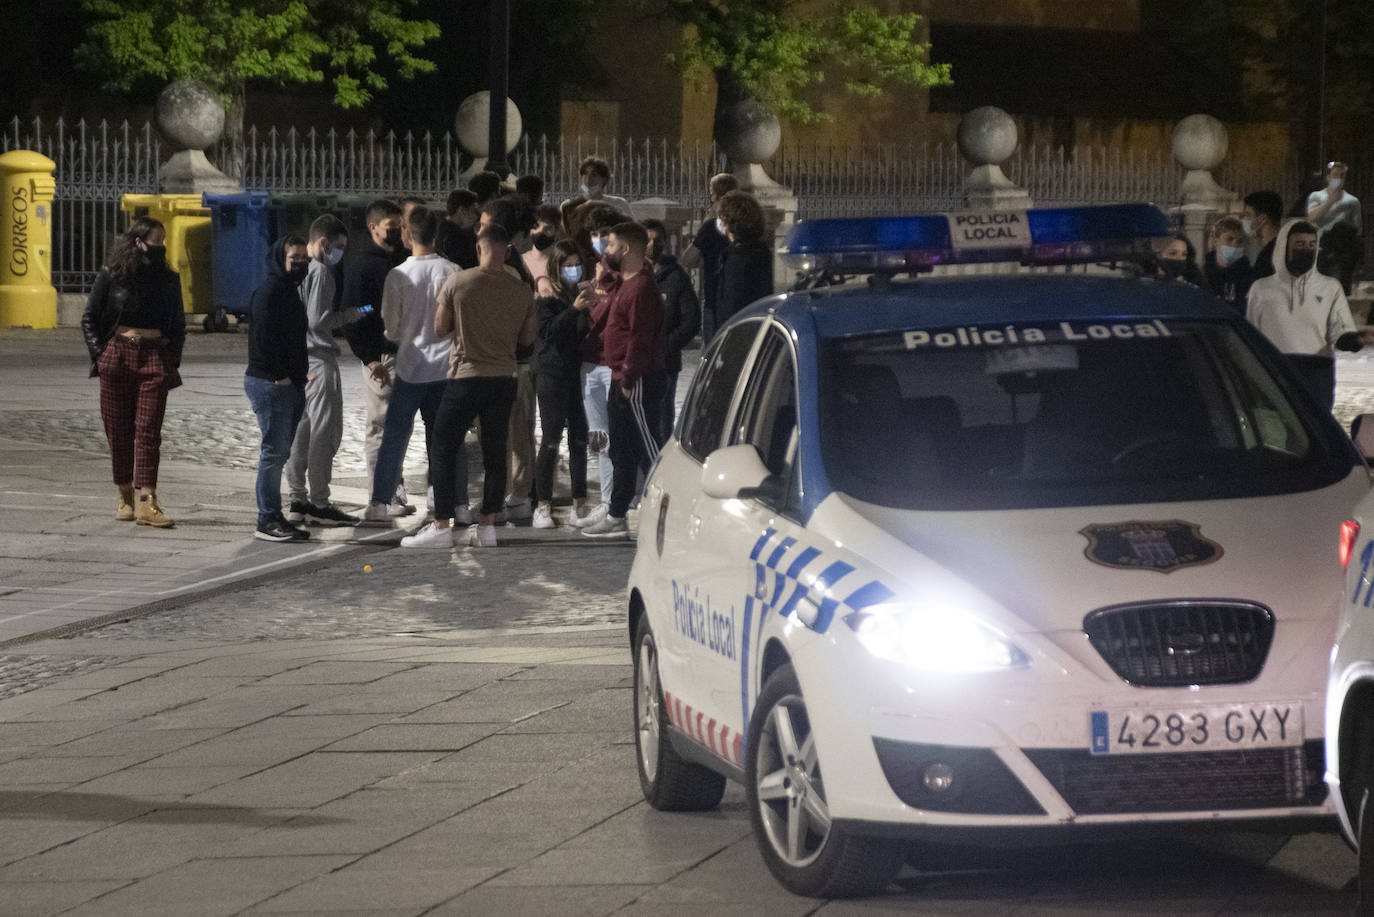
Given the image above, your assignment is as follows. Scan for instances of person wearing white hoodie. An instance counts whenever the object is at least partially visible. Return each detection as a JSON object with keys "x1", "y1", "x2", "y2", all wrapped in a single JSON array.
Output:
[{"x1": 1246, "y1": 219, "x2": 1374, "y2": 411}]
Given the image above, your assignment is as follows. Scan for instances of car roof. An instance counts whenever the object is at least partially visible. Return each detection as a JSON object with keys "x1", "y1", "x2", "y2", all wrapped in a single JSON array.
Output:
[{"x1": 748, "y1": 274, "x2": 1237, "y2": 339}]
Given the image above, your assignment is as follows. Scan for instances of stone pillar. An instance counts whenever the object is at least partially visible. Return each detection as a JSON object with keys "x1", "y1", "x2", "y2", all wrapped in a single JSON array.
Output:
[
  {"x1": 1170, "y1": 114, "x2": 1238, "y2": 268},
  {"x1": 959, "y1": 106, "x2": 1033, "y2": 211},
  {"x1": 629, "y1": 197, "x2": 695, "y2": 253},
  {"x1": 156, "y1": 80, "x2": 239, "y2": 194},
  {"x1": 456, "y1": 92, "x2": 523, "y2": 182},
  {"x1": 716, "y1": 100, "x2": 797, "y2": 293}
]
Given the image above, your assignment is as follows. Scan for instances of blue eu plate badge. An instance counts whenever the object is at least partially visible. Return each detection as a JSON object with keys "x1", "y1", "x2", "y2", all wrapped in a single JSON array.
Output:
[{"x1": 1090, "y1": 711, "x2": 1110, "y2": 755}]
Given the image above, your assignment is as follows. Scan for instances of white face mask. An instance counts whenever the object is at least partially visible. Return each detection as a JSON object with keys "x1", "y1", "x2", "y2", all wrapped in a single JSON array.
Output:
[
  {"x1": 716, "y1": 218, "x2": 728, "y2": 237},
  {"x1": 324, "y1": 248, "x2": 343, "y2": 266},
  {"x1": 1241, "y1": 218, "x2": 1254, "y2": 237},
  {"x1": 581, "y1": 183, "x2": 604, "y2": 197},
  {"x1": 1329, "y1": 178, "x2": 1342, "y2": 191}
]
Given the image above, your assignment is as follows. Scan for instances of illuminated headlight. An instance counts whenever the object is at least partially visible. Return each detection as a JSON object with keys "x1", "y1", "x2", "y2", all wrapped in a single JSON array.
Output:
[{"x1": 844, "y1": 604, "x2": 1029, "y2": 673}]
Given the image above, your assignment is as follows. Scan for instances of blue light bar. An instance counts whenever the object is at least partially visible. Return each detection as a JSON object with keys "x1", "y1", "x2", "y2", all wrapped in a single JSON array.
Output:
[{"x1": 783, "y1": 203, "x2": 1171, "y2": 274}]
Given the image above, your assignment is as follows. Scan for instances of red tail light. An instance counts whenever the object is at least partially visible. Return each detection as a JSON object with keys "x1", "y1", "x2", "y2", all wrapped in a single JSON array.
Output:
[{"x1": 1341, "y1": 520, "x2": 1360, "y2": 569}]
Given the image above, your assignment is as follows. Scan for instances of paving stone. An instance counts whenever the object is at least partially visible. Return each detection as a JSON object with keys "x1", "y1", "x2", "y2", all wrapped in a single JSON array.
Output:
[
  {"x1": 429, "y1": 883, "x2": 652, "y2": 917},
  {"x1": 249, "y1": 864, "x2": 502, "y2": 913},
  {"x1": 0, "y1": 880, "x2": 131, "y2": 917},
  {"x1": 323, "y1": 723, "x2": 500, "y2": 753},
  {"x1": 186, "y1": 752, "x2": 445, "y2": 808},
  {"x1": 58, "y1": 854, "x2": 355, "y2": 917}
]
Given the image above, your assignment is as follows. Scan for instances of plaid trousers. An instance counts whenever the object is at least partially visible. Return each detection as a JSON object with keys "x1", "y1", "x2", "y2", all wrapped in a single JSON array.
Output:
[{"x1": 97, "y1": 337, "x2": 172, "y2": 488}]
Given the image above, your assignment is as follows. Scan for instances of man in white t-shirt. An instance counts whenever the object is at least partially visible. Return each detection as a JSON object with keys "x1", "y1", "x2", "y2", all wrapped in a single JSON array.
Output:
[
  {"x1": 1307, "y1": 161, "x2": 1363, "y2": 293},
  {"x1": 362, "y1": 206, "x2": 467, "y2": 525}
]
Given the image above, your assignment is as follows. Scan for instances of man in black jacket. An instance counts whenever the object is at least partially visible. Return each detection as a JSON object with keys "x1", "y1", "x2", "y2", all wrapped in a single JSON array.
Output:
[
  {"x1": 341, "y1": 199, "x2": 415, "y2": 517},
  {"x1": 644, "y1": 219, "x2": 700, "y2": 444},
  {"x1": 245, "y1": 235, "x2": 312, "y2": 542}
]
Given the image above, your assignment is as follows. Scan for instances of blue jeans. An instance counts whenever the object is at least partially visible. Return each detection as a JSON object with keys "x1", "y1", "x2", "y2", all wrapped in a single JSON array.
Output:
[
  {"x1": 245, "y1": 375, "x2": 305, "y2": 527},
  {"x1": 371, "y1": 376, "x2": 465, "y2": 509}
]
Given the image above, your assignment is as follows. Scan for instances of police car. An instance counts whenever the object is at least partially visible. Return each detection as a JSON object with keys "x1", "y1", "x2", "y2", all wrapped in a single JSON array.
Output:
[
  {"x1": 1326, "y1": 417, "x2": 1374, "y2": 903},
  {"x1": 626, "y1": 204, "x2": 1370, "y2": 898}
]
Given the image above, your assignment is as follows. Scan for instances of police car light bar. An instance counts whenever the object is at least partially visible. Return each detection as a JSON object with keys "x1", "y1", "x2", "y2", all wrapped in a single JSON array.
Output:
[{"x1": 782, "y1": 203, "x2": 1172, "y2": 275}]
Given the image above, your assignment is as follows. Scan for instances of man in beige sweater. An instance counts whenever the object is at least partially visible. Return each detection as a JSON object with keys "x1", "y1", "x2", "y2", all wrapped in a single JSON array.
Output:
[{"x1": 402, "y1": 224, "x2": 536, "y2": 549}]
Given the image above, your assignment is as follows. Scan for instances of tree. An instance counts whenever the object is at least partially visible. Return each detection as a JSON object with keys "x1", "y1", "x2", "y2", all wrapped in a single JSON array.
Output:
[
  {"x1": 656, "y1": 0, "x2": 951, "y2": 139},
  {"x1": 77, "y1": 0, "x2": 440, "y2": 174}
]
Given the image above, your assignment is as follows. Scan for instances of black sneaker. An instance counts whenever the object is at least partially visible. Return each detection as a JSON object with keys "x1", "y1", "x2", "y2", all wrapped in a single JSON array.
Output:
[
  {"x1": 255, "y1": 518, "x2": 309, "y2": 542},
  {"x1": 285, "y1": 500, "x2": 309, "y2": 524},
  {"x1": 306, "y1": 503, "x2": 360, "y2": 526}
]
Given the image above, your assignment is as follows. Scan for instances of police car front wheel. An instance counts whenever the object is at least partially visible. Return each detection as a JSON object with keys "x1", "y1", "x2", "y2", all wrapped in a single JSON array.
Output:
[
  {"x1": 746, "y1": 664, "x2": 906, "y2": 898},
  {"x1": 633, "y1": 617, "x2": 727, "y2": 811}
]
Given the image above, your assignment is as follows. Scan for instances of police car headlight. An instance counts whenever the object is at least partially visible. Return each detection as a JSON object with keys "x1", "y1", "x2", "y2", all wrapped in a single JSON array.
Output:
[{"x1": 845, "y1": 605, "x2": 1029, "y2": 673}]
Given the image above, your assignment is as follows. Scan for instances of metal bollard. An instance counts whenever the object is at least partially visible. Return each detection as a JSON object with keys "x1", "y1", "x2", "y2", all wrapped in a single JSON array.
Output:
[{"x1": 0, "y1": 150, "x2": 57, "y2": 328}]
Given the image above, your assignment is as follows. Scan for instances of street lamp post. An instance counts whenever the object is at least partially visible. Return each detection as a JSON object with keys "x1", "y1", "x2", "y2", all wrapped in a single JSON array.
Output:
[{"x1": 486, "y1": 0, "x2": 511, "y2": 178}]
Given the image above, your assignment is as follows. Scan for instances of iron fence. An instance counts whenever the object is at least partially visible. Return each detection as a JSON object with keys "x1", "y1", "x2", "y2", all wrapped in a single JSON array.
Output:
[{"x1": 3, "y1": 115, "x2": 1314, "y2": 292}]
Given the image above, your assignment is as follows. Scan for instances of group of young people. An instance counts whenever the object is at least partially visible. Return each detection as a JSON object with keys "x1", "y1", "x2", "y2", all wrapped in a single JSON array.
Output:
[
  {"x1": 81, "y1": 157, "x2": 774, "y2": 546},
  {"x1": 1148, "y1": 161, "x2": 1367, "y2": 410}
]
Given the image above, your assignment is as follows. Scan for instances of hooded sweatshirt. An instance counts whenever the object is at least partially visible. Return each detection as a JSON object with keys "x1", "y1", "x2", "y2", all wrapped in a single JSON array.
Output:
[
  {"x1": 1245, "y1": 219, "x2": 1356, "y2": 358},
  {"x1": 247, "y1": 238, "x2": 309, "y2": 385}
]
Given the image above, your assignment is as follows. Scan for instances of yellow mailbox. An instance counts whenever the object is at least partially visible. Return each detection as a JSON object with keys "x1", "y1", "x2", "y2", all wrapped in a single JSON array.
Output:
[
  {"x1": 119, "y1": 194, "x2": 212, "y2": 314},
  {"x1": 0, "y1": 150, "x2": 58, "y2": 328}
]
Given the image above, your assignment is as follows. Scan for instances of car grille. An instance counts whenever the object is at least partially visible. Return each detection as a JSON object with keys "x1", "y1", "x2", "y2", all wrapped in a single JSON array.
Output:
[
  {"x1": 1024, "y1": 741, "x2": 1325, "y2": 815},
  {"x1": 1084, "y1": 601, "x2": 1274, "y2": 686}
]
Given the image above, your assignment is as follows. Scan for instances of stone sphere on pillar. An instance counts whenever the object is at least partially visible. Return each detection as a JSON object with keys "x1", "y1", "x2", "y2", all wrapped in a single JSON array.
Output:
[
  {"x1": 155, "y1": 80, "x2": 225, "y2": 152},
  {"x1": 958, "y1": 106, "x2": 1019, "y2": 166},
  {"x1": 1172, "y1": 114, "x2": 1228, "y2": 171},
  {"x1": 716, "y1": 100, "x2": 782, "y2": 165},
  {"x1": 455, "y1": 92, "x2": 523, "y2": 157}
]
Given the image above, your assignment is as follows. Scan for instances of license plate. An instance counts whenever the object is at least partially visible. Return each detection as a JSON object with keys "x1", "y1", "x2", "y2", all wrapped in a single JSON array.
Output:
[{"x1": 1089, "y1": 704, "x2": 1303, "y2": 756}]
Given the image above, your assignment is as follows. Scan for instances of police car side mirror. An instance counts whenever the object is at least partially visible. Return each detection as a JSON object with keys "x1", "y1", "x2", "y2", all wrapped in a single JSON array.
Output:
[
  {"x1": 701, "y1": 444, "x2": 773, "y2": 500},
  {"x1": 1351, "y1": 414, "x2": 1374, "y2": 461}
]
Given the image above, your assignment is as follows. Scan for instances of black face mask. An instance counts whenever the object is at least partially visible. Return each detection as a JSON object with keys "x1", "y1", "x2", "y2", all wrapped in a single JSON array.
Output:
[
  {"x1": 383, "y1": 228, "x2": 403, "y2": 250},
  {"x1": 141, "y1": 244, "x2": 167, "y2": 269},
  {"x1": 601, "y1": 252, "x2": 623, "y2": 272},
  {"x1": 532, "y1": 231, "x2": 555, "y2": 251},
  {"x1": 1157, "y1": 257, "x2": 1187, "y2": 279},
  {"x1": 647, "y1": 240, "x2": 664, "y2": 263},
  {"x1": 1286, "y1": 250, "x2": 1316, "y2": 275},
  {"x1": 288, "y1": 263, "x2": 309, "y2": 284}
]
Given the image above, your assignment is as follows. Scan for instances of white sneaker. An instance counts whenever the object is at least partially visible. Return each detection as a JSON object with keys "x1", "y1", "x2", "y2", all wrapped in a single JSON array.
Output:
[
  {"x1": 453, "y1": 505, "x2": 475, "y2": 525},
  {"x1": 387, "y1": 498, "x2": 417, "y2": 517},
  {"x1": 401, "y1": 521, "x2": 454, "y2": 549},
  {"x1": 581, "y1": 514, "x2": 629, "y2": 539},
  {"x1": 360, "y1": 502, "x2": 394, "y2": 527},
  {"x1": 465, "y1": 523, "x2": 497, "y2": 547},
  {"x1": 571, "y1": 503, "x2": 609, "y2": 528},
  {"x1": 504, "y1": 498, "x2": 533, "y2": 521},
  {"x1": 532, "y1": 504, "x2": 555, "y2": 529}
]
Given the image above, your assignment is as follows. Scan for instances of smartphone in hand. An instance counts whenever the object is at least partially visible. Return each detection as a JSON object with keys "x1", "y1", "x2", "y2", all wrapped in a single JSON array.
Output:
[{"x1": 358, "y1": 304, "x2": 375, "y2": 314}]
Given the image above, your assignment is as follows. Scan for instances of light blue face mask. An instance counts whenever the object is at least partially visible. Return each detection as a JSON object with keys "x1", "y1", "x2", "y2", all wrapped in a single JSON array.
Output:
[
  {"x1": 561, "y1": 265, "x2": 582, "y2": 286},
  {"x1": 324, "y1": 248, "x2": 344, "y2": 266},
  {"x1": 1218, "y1": 244, "x2": 1244, "y2": 265},
  {"x1": 591, "y1": 235, "x2": 609, "y2": 255}
]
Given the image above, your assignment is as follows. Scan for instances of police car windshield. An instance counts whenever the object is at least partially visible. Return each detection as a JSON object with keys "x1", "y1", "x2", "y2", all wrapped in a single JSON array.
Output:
[{"x1": 820, "y1": 319, "x2": 1352, "y2": 510}]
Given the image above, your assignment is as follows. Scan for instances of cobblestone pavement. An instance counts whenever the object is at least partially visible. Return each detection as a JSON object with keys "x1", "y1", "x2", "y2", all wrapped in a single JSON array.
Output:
[{"x1": 90, "y1": 542, "x2": 637, "y2": 643}]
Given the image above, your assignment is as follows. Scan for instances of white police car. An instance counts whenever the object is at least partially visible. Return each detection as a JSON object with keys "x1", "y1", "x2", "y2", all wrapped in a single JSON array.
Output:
[
  {"x1": 1325, "y1": 417, "x2": 1374, "y2": 905},
  {"x1": 627, "y1": 204, "x2": 1368, "y2": 898}
]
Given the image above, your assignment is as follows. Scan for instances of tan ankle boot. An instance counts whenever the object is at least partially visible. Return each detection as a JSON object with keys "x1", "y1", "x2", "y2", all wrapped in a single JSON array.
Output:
[
  {"x1": 135, "y1": 493, "x2": 174, "y2": 528},
  {"x1": 116, "y1": 486, "x2": 135, "y2": 522}
]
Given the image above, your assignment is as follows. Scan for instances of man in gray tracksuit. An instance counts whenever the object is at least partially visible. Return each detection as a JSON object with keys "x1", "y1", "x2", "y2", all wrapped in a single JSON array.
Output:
[{"x1": 285, "y1": 214, "x2": 366, "y2": 526}]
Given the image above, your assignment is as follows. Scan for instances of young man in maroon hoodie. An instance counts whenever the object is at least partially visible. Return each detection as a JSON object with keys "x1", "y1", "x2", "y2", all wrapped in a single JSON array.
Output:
[{"x1": 580, "y1": 221, "x2": 666, "y2": 539}]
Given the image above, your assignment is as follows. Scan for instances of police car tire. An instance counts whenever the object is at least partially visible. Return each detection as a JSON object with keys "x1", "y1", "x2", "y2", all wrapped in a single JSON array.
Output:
[
  {"x1": 633, "y1": 618, "x2": 727, "y2": 811},
  {"x1": 1358, "y1": 787, "x2": 1374, "y2": 917},
  {"x1": 746, "y1": 664, "x2": 905, "y2": 898}
]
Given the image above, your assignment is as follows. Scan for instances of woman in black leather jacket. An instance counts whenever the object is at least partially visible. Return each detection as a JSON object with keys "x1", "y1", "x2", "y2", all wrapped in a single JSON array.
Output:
[{"x1": 80, "y1": 216, "x2": 186, "y2": 527}]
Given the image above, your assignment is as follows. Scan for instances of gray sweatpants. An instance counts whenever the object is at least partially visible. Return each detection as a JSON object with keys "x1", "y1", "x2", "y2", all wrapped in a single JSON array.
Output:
[{"x1": 285, "y1": 355, "x2": 343, "y2": 507}]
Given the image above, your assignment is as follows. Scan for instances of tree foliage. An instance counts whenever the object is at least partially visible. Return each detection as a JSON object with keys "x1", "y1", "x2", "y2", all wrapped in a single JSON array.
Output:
[
  {"x1": 659, "y1": 0, "x2": 951, "y2": 125},
  {"x1": 77, "y1": 0, "x2": 440, "y2": 111}
]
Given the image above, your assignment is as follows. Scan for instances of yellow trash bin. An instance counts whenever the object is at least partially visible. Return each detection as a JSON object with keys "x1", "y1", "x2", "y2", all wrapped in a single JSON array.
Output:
[
  {"x1": 119, "y1": 193, "x2": 212, "y2": 315},
  {"x1": 0, "y1": 150, "x2": 58, "y2": 328}
]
